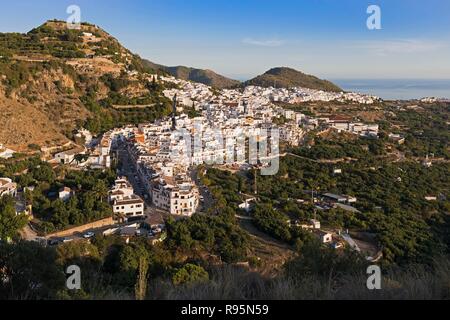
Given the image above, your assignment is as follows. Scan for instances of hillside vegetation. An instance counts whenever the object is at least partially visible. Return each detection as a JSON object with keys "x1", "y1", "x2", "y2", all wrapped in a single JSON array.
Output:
[
  {"x1": 142, "y1": 60, "x2": 240, "y2": 89},
  {"x1": 166, "y1": 66, "x2": 240, "y2": 89},
  {"x1": 0, "y1": 20, "x2": 169, "y2": 151},
  {"x1": 1, "y1": 21, "x2": 347, "y2": 151},
  {"x1": 245, "y1": 67, "x2": 342, "y2": 92}
]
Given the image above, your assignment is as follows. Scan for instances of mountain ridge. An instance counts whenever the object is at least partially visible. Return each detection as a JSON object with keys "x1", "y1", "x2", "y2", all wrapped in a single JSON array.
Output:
[
  {"x1": 0, "y1": 20, "x2": 342, "y2": 151},
  {"x1": 142, "y1": 60, "x2": 240, "y2": 89},
  {"x1": 143, "y1": 61, "x2": 342, "y2": 93},
  {"x1": 0, "y1": 20, "x2": 171, "y2": 150},
  {"x1": 244, "y1": 67, "x2": 342, "y2": 92}
]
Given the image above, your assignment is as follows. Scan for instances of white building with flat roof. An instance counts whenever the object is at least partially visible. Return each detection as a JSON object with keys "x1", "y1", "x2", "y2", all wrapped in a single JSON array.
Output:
[
  {"x1": 58, "y1": 187, "x2": 73, "y2": 202},
  {"x1": 0, "y1": 178, "x2": 17, "y2": 198},
  {"x1": 112, "y1": 195, "x2": 145, "y2": 218},
  {"x1": 152, "y1": 178, "x2": 199, "y2": 217},
  {"x1": 109, "y1": 177, "x2": 134, "y2": 202},
  {"x1": 54, "y1": 149, "x2": 79, "y2": 164},
  {"x1": 0, "y1": 144, "x2": 15, "y2": 159},
  {"x1": 110, "y1": 177, "x2": 145, "y2": 220}
]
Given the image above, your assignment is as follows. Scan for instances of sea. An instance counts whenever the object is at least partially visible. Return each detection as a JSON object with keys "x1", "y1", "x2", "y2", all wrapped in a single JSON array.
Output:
[{"x1": 332, "y1": 79, "x2": 450, "y2": 101}]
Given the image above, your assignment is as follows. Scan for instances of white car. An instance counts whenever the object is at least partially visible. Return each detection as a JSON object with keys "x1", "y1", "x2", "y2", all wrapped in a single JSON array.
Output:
[{"x1": 83, "y1": 232, "x2": 95, "y2": 239}]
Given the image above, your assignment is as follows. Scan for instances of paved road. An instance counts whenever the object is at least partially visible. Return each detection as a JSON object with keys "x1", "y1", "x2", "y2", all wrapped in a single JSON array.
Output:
[
  {"x1": 114, "y1": 141, "x2": 167, "y2": 225},
  {"x1": 45, "y1": 219, "x2": 153, "y2": 244},
  {"x1": 115, "y1": 141, "x2": 217, "y2": 218},
  {"x1": 283, "y1": 152, "x2": 358, "y2": 164},
  {"x1": 189, "y1": 167, "x2": 215, "y2": 214},
  {"x1": 342, "y1": 233, "x2": 361, "y2": 252},
  {"x1": 115, "y1": 143, "x2": 147, "y2": 201}
]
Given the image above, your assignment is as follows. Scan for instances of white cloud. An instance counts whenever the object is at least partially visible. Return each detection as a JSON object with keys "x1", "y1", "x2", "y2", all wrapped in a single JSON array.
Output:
[
  {"x1": 242, "y1": 38, "x2": 285, "y2": 47},
  {"x1": 352, "y1": 39, "x2": 446, "y2": 56}
]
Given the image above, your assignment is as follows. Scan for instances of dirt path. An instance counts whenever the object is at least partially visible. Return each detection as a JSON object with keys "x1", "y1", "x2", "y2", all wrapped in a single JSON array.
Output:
[
  {"x1": 282, "y1": 153, "x2": 358, "y2": 164},
  {"x1": 238, "y1": 219, "x2": 295, "y2": 277},
  {"x1": 20, "y1": 224, "x2": 39, "y2": 241}
]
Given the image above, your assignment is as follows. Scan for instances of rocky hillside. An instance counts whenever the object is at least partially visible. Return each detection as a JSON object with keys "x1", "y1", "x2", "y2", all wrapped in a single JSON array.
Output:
[
  {"x1": 142, "y1": 60, "x2": 240, "y2": 89},
  {"x1": 0, "y1": 20, "x2": 170, "y2": 151},
  {"x1": 166, "y1": 66, "x2": 240, "y2": 89},
  {"x1": 245, "y1": 67, "x2": 342, "y2": 92},
  {"x1": 0, "y1": 21, "x2": 343, "y2": 151}
]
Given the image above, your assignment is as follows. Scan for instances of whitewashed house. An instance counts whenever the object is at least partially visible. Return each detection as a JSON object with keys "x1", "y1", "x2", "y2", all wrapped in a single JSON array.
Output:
[
  {"x1": 0, "y1": 178, "x2": 17, "y2": 198},
  {"x1": 112, "y1": 195, "x2": 145, "y2": 219},
  {"x1": 59, "y1": 187, "x2": 73, "y2": 202}
]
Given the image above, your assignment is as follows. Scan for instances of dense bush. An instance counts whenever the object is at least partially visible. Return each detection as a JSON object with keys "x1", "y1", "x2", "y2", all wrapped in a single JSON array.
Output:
[
  {"x1": 172, "y1": 264, "x2": 209, "y2": 286},
  {"x1": 81, "y1": 75, "x2": 172, "y2": 135},
  {"x1": 165, "y1": 214, "x2": 249, "y2": 263},
  {"x1": 30, "y1": 169, "x2": 116, "y2": 233},
  {"x1": 2, "y1": 240, "x2": 449, "y2": 300},
  {"x1": 0, "y1": 196, "x2": 28, "y2": 241},
  {"x1": 205, "y1": 151, "x2": 450, "y2": 265}
]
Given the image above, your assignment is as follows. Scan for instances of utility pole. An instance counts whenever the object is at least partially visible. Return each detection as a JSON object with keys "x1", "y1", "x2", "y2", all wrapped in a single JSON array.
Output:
[
  {"x1": 254, "y1": 166, "x2": 258, "y2": 195},
  {"x1": 312, "y1": 188, "x2": 317, "y2": 221}
]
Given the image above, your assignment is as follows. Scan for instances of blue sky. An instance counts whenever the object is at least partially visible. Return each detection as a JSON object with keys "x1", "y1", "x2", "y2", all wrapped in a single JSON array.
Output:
[{"x1": 1, "y1": 0, "x2": 449, "y2": 80}]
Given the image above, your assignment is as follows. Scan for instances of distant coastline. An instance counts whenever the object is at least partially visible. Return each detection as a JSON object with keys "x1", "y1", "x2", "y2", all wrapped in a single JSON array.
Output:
[{"x1": 333, "y1": 79, "x2": 450, "y2": 100}]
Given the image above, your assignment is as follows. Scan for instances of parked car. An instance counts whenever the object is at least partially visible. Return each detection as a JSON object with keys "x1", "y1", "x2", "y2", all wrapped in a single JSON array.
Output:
[{"x1": 83, "y1": 232, "x2": 95, "y2": 239}]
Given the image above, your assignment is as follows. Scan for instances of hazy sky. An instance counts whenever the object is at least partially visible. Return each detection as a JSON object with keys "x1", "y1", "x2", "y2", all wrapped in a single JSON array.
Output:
[{"x1": 1, "y1": 0, "x2": 450, "y2": 80}]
